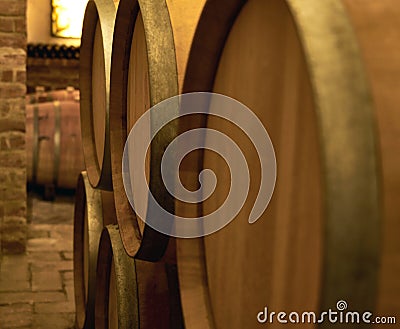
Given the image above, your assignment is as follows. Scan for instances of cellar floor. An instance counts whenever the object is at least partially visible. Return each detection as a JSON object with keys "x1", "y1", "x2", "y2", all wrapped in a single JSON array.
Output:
[{"x1": 0, "y1": 191, "x2": 76, "y2": 329}]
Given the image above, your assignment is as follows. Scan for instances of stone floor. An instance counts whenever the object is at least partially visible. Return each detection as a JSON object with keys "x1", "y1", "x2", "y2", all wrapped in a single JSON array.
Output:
[{"x1": 0, "y1": 191, "x2": 76, "y2": 329}]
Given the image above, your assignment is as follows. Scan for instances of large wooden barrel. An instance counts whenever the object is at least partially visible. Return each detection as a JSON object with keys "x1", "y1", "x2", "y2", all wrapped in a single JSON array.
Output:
[
  {"x1": 26, "y1": 100, "x2": 85, "y2": 189},
  {"x1": 176, "y1": 1, "x2": 400, "y2": 328},
  {"x1": 95, "y1": 224, "x2": 184, "y2": 329},
  {"x1": 341, "y1": 2, "x2": 400, "y2": 320},
  {"x1": 26, "y1": 86, "x2": 80, "y2": 104},
  {"x1": 109, "y1": 0, "x2": 205, "y2": 260},
  {"x1": 80, "y1": 0, "x2": 118, "y2": 190},
  {"x1": 73, "y1": 171, "x2": 116, "y2": 329}
]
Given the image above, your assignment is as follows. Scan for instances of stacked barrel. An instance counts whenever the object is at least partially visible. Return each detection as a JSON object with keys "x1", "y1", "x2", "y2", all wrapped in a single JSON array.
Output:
[
  {"x1": 26, "y1": 86, "x2": 84, "y2": 198},
  {"x1": 75, "y1": 0, "x2": 400, "y2": 328},
  {"x1": 75, "y1": 0, "x2": 195, "y2": 327}
]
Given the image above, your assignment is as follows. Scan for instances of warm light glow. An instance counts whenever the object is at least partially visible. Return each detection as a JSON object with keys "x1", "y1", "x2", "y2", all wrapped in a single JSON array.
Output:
[{"x1": 52, "y1": 0, "x2": 89, "y2": 39}]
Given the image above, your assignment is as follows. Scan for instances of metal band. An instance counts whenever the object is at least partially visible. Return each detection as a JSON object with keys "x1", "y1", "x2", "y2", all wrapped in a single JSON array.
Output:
[
  {"x1": 287, "y1": 0, "x2": 380, "y2": 314},
  {"x1": 32, "y1": 105, "x2": 39, "y2": 185},
  {"x1": 95, "y1": 224, "x2": 139, "y2": 329},
  {"x1": 107, "y1": 0, "x2": 178, "y2": 260},
  {"x1": 28, "y1": 95, "x2": 35, "y2": 104},
  {"x1": 53, "y1": 101, "x2": 61, "y2": 186}
]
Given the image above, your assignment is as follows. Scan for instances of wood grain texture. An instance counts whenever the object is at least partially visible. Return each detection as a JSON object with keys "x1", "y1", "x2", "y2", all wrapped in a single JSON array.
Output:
[
  {"x1": 110, "y1": 0, "x2": 175, "y2": 261},
  {"x1": 73, "y1": 171, "x2": 104, "y2": 329},
  {"x1": 178, "y1": 0, "x2": 383, "y2": 328},
  {"x1": 95, "y1": 225, "x2": 139, "y2": 329},
  {"x1": 166, "y1": 0, "x2": 206, "y2": 90},
  {"x1": 203, "y1": 1, "x2": 321, "y2": 327},
  {"x1": 109, "y1": 0, "x2": 205, "y2": 260},
  {"x1": 127, "y1": 11, "x2": 150, "y2": 235},
  {"x1": 80, "y1": 0, "x2": 117, "y2": 190},
  {"x1": 94, "y1": 225, "x2": 183, "y2": 329},
  {"x1": 26, "y1": 100, "x2": 85, "y2": 189},
  {"x1": 92, "y1": 20, "x2": 107, "y2": 170},
  {"x1": 342, "y1": 0, "x2": 400, "y2": 321},
  {"x1": 73, "y1": 172, "x2": 118, "y2": 329}
]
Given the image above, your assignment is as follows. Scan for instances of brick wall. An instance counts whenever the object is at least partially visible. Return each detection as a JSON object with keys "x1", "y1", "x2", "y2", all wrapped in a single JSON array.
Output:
[
  {"x1": 27, "y1": 57, "x2": 79, "y2": 93},
  {"x1": 0, "y1": 0, "x2": 27, "y2": 253}
]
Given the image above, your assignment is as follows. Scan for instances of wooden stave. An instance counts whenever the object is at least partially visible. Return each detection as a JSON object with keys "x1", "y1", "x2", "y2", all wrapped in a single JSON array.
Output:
[
  {"x1": 73, "y1": 171, "x2": 103, "y2": 329},
  {"x1": 202, "y1": 2, "x2": 323, "y2": 327},
  {"x1": 109, "y1": 0, "x2": 205, "y2": 260},
  {"x1": 95, "y1": 224, "x2": 139, "y2": 329},
  {"x1": 80, "y1": 0, "x2": 117, "y2": 191},
  {"x1": 176, "y1": 0, "x2": 386, "y2": 328},
  {"x1": 95, "y1": 224, "x2": 184, "y2": 329},
  {"x1": 26, "y1": 100, "x2": 85, "y2": 189},
  {"x1": 73, "y1": 171, "x2": 118, "y2": 329}
]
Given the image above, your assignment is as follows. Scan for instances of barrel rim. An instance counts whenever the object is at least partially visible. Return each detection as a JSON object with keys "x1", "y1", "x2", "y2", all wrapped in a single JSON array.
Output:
[
  {"x1": 109, "y1": 0, "x2": 179, "y2": 261},
  {"x1": 178, "y1": 0, "x2": 381, "y2": 326},
  {"x1": 80, "y1": 0, "x2": 116, "y2": 190},
  {"x1": 73, "y1": 171, "x2": 104, "y2": 329},
  {"x1": 94, "y1": 224, "x2": 139, "y2": 329}
]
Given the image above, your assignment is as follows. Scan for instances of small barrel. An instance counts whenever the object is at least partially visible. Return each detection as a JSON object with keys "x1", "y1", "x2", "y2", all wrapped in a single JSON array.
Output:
[
  {"x1": 175, "y1": 0, "x2": 400, "y2": 328},
  {"x1": 73, "y1": 171, "x2": 117, "y2": 329},
  {"x1": 95, "y1": 225, "x2": 183, "y2": 329},
  {"x1": 26, "y1": 100, "x2": 85, "y2": 189},
  {"x1": 26, "y1": 86, "x2": 80, "y2": 104},
  {"x1": 80, "y1": 0, "x2": 119, "y2": 190},
  {"x1": 109, "y1": 0, "x2": 205, "y2": 260}
]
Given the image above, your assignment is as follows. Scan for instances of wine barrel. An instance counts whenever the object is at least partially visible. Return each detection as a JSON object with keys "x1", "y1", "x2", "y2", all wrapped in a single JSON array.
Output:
[
  {"x1": 80, "y1": 0, "x2": 119, "y2": 190},
  {"x1": 26, "y1": 86, "x2": 80, "y2": 104},
  {"x1": 26, "y1": 100, "x2": 85, "y2": 189},
  {"x1": 341, "y1": 0, "x2": 400, "y2": 320},
  {"x1": 74, "y1": 171, "x2": 103, "y2": 329},
  {"x1": 109, "y1": 0, "x2": 205, "y2": 260},
  {"x1": 176, "y1": 0, "x2": 400, "y2": 328},
  {"x1": 73, "y1": 171, "x2": 117, "y2": 329},
  {"x1": 95, "y1": 224, "x2": 183, "y2": 329}
]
